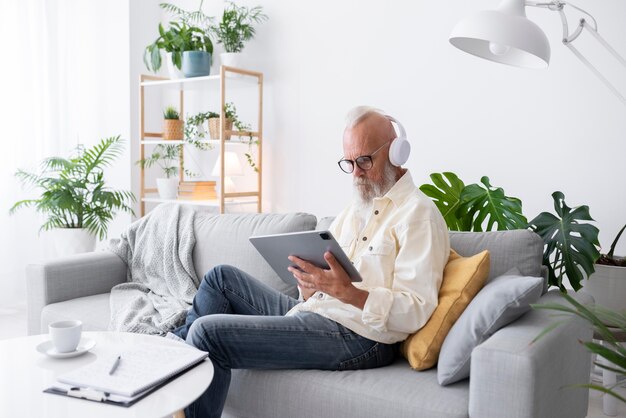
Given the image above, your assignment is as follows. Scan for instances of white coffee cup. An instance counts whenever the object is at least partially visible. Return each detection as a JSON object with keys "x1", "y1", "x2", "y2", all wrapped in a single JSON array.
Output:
[{"x1": 48, "y1": 320, "x2": 82, "y2": 353}]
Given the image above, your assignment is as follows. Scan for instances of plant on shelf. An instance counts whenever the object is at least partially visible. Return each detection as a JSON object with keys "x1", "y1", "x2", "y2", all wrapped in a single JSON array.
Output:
[
  {"x1": 160, "y1": 1, "x2": 213, "y2": 33},
  {"x1": 420, "y1": 172, "x2": 600, "y2": 291},
  {"x1": 213, "y1": 1, "x2": 268, "y2": 68},
  {"x1": 532, "y1": 293, "x2": 626, "y2": 404},
  {"x1": 144, "y1": 18, "x2": 213, "y2": 77},
  {"x1": 10, "y1": 136, "x2": 135, "y2": 243},
  {"x1": 163, "y1": 105, "x2": 184, "y2": 140},
  {"x1": 207, "y1": 102, "x2": 251, "y2": 141},
  {"x1": 185, "y1": 111, "x2": 219, "y2": 141}
]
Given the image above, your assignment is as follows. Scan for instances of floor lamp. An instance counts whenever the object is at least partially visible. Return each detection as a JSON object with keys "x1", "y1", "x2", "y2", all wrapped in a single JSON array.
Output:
[{"x1": 449, "y1": 0, "x2": 626, "y2": 105}]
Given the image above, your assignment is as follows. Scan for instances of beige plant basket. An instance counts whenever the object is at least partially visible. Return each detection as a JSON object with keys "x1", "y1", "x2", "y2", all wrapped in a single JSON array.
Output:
[
  {"x1": 208, "y1": 117, "x2": 233, "y2": 140},
  {"x1": 163, "y1": 119, "x2": 184, "y2": 140}
]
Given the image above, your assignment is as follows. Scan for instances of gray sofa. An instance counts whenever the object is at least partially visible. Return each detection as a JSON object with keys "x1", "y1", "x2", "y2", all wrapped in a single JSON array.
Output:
[{"x1": 27, "y1": 211, "x2": 593, "y2": 418}]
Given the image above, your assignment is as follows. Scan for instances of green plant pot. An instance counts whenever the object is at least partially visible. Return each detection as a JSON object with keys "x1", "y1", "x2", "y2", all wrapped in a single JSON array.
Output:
[{"x1": 182, "y1": 51, "x2": 211, "y2": 77}]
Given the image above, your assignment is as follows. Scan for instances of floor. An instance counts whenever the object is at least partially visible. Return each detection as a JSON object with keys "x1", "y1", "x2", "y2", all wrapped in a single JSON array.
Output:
[{"x1": 1, "y1": 304, "x2": 625, "y2": 418}]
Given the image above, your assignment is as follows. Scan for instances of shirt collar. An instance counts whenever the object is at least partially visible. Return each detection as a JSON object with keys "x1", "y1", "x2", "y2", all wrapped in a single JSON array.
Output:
[{"x1": 375, "y1": 170, "x2": 416, "y2": 208}]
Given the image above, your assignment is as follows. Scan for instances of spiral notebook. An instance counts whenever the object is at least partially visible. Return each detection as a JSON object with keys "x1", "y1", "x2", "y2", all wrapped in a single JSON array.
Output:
[{"x1": 54, "y1": 342, "x2": 208, "y2": 398}]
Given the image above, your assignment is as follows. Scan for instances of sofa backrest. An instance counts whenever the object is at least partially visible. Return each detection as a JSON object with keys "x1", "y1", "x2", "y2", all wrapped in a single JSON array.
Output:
[
  {"x1": 193, "y1": 212, "x2": 318, "y2": 298},
  {"x1": 449, "y1": 230, "x2": 544, "y2": 281}
]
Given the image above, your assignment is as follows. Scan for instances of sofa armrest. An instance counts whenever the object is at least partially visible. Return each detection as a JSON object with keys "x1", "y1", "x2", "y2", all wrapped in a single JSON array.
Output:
[
  {"x1": 26, "y1": 251, "x2": 127, "y2": 335},
  {"x1": 468, "y1": 289, "x2": 593, "y2": 418}
]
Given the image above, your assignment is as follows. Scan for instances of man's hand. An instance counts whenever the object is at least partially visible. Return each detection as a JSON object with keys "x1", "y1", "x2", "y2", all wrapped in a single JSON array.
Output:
[{"x1": 288, "y1": 252, "x2": 369, "y2": 309}]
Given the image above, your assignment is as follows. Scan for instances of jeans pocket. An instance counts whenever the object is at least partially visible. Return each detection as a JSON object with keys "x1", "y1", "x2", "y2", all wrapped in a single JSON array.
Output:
[{"x1": 338, "y1": 342, "x2": 384, "y2": 371}]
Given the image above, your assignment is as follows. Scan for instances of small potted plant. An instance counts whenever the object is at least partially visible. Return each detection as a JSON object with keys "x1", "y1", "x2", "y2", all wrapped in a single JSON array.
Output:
[
  {"x1": 163, "y1": 106, "x2": 184, "y2": 140},
  {"x1": 213, "y1": 1, "x2": 268, "y2": 69},
  {"x1": 186, "y1": 111, "x2": 219, "y2": 139},
  {"x1": 137, "y1": 144, "x2": 182, "y2": 199},
  {"x1": 208, "y1": 102, "x2": 250, "y2": 140},
  {"x1": 10, "y1": 136, "x2": 135, "y2": 256}
]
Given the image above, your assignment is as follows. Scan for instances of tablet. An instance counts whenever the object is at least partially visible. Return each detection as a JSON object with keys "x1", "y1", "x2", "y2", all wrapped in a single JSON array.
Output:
[{"x1": 249, "y1": 230, "x2": 362, "y2": 286}]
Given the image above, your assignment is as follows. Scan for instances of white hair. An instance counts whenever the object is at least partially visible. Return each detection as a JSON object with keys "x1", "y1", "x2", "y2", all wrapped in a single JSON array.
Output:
[{"x1": 344, "y1": 106, "x2": 387, "y2": 129}]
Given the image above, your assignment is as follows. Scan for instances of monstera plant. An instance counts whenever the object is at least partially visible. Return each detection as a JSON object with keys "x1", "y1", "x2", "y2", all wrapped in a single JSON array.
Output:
[{"x1": 420, "y1": 172, "x2": 600, "y2": 291}]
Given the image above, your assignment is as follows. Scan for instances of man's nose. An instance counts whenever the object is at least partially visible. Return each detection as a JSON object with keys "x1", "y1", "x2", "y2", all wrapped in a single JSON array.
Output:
[{"x1": 352, "y1": 165, "x2": 365, "y2": 177}]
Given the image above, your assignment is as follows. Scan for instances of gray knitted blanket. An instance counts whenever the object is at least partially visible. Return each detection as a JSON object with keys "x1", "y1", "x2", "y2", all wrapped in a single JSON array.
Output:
[{"x1": 108, "y1": 204, "x2": 200, "y2": 335}]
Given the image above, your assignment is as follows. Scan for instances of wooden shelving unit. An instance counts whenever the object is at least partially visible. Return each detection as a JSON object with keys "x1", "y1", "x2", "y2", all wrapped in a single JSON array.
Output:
[{"x1": 139, "y1": 66, "x2": 263, "y2": 216}]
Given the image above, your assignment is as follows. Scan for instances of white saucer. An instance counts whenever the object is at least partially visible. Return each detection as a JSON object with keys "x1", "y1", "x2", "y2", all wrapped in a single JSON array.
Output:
[{"x1": 36, "y1": 338, "x2": 96, "y2": 359}]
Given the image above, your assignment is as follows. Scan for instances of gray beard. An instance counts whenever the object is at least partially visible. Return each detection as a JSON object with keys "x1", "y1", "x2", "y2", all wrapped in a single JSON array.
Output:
[{"x1": 353, "y1": 163, "x2": 397, "y2": 210}]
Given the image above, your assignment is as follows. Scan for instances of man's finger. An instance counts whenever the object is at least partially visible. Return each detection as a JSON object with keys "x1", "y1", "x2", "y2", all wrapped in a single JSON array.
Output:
[
  {"x1": 324, "y1": 251, "x2": 343, "y2": 272},
  {"x1": 288, "y1": 256, "x2": 317, "y2": 274}
]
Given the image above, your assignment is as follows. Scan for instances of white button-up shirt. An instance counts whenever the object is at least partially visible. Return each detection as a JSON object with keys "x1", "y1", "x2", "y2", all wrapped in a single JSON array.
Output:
[{"x1": 286, "y1": 171, "x2": 450, "y2": 344}]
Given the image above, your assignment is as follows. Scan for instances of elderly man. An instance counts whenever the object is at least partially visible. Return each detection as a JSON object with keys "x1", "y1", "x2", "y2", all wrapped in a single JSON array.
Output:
[{"x1": 173, "y1": 106, "x2": 450, "y2": 418}]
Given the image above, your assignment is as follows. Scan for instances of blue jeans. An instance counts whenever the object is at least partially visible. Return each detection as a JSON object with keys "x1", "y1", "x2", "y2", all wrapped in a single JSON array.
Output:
[{"x1": 173, "y1": 265, "x2": 397, "y2": 418}]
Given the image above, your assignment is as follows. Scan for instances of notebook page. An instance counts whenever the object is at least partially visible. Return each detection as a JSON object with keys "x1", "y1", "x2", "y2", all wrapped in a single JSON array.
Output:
[{"x1": 58, "y1": 343, "x2": 208, "y2": 397}]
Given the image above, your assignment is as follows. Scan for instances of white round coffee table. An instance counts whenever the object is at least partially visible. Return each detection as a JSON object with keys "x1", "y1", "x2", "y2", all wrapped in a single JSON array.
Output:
[{"x1": 0, "y1": 331, "x2": 213, "y2": 418}]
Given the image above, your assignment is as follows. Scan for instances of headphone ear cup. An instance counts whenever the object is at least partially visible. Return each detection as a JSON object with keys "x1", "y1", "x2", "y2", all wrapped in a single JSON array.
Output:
[{"x1": 388, "y1": 137, "x2": 411, "y2": 166}]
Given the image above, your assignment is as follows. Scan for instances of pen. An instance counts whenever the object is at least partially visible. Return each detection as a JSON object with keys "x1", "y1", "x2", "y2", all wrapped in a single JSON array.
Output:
[{"x1": 108, "y1": 355, "x2": 122, "y2": 375}]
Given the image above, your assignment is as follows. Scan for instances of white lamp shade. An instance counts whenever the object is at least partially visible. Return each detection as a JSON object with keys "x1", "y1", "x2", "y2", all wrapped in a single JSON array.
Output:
[
  {"x1": 449, "y1": 0, "x2": 551, "y2": 69},
  {"x1": 211, "y1": 152, "x2": 244, "y2": 177}
]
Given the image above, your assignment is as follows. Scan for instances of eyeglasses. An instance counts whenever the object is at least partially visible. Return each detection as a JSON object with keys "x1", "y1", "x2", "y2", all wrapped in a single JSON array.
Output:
[{"x1": 337, "y1": 141, "x2": 390, "y2": 174}]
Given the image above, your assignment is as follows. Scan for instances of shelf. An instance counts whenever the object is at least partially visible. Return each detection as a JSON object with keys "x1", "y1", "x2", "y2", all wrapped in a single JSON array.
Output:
[
  {"x1": 140, "y1": 138, "x2": 256, "y2": 145},
  {"x1": 142, "y1": 196, "x2": 258, "y2": 207},
  {"x1": 141, "y1": 73, "x2": 259, "y2": 90}
]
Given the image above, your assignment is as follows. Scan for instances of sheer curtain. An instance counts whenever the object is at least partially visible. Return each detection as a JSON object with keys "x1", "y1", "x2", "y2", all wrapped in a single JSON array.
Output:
[{"x1": 0, "y1": 0, "x2": 131, "y2": 309}]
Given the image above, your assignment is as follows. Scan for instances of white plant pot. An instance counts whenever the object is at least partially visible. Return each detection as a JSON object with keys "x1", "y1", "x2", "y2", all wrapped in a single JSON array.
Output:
[
  {"x1": 585, "y1": 263, "x2": 626, "y2": 311},
  {"x1": 166, "y1": 52, "x2": 185, "y2": 79},
  {"x1": 157, "y1": 177, "x2": 179, "y2": 199},
  {"x1": 49, "y1": 228, "x2": 96, "y2": 258},
  {"x1": 220, "y1": 52, "x2": 244, "y2": 70}
]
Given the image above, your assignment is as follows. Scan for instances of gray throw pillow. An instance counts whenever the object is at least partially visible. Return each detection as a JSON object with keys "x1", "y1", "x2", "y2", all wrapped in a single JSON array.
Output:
[{"x1": 437, "y1": 267, "x2": 544, "y2": 385}]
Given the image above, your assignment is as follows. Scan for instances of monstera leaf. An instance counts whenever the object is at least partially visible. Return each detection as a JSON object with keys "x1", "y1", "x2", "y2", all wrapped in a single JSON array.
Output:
[
  {"x1": 528, "y1": 191, "x2": 600, "y2": 292},
  {"x1": 419, "y1": 172, "x2": 469, "y2": 231},
  {"x1": 458, "y1": 176, "x2": 527, "y2": 232}
]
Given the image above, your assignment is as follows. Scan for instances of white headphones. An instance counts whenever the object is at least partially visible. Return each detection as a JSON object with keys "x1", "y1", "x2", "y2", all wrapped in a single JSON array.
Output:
[{"x1": 385, "y1": 115, "x2": 411, "y2": 167}]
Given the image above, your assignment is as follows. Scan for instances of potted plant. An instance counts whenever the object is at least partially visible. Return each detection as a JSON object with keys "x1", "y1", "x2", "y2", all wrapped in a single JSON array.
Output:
[
  {"x1": 186, "y1": 111, "x2": 218, "y2": 139},
  {"x1": 144, "y1": 22, "x2": 187, "y2": 78},
  {"x1": 420, "y1": 172, "x2": 601, "y2": 291},
  {"x1": 585, "y1": 224, "x2": 626, "y2": 311},
  {"x1": 145, "y1": 3, "x2": 215, "y2": 78},
  {"x1": 10, "y1": 136, "x2": 135, "y2": 256},
  {"x1": 213, "y1": 1, "x2": 268, "y2": 69},
  {"x1": 137, "y1": 144, "x2": 182, "y2": 199},
  {"x1": 179, "y1": 23, "x2": 213, "y2": 77},
  {"x1": 208, "y1": 102, "x2": 250, "y2": 140},
  {"x1": 137, "y1": 135, "x2": 212, "y2": 200},
  {"x1": 163, "y1": 106, "x2": 184, "y2": 140}
]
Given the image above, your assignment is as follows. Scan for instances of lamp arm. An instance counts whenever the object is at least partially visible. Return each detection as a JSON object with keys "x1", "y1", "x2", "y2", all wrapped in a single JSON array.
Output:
[{"x1": 527, "y1": 0, "x2": 626, "y2": 106}]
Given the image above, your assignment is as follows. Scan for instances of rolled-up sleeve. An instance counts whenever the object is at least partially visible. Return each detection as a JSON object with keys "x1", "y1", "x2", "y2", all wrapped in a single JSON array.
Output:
[{"x1": 361, "y1": 220, "x2": 449, "y2": 334}]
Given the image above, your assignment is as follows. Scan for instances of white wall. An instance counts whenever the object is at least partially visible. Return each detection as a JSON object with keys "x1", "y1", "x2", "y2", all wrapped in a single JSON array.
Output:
[
  {"x1": 229, "y1": 0, "x2": 625, "y2": 254},
  {"x1": 129, "y1": 0, "x2": 626, "y2": 254}
]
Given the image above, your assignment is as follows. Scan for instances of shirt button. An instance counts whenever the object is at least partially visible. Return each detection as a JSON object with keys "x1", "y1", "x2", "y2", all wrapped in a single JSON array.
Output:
[
  {"x1": 317, "y1": 293, "x2": 324, "y2": 299},
  {"x1": 369, "y1": 246, "x2": 373, "y2": 251},
  {"x1": 374, "y1": 210, "x2": 379, "y2": 215},
  {"x1": 362, "y1": 236, "x2": 367, "y2": 241}
]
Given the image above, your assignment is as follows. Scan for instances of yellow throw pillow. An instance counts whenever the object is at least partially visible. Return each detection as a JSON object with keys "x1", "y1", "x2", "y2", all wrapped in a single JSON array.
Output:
[{"x1": 400, "y1": 249, "x2": 490, "y2": 370}]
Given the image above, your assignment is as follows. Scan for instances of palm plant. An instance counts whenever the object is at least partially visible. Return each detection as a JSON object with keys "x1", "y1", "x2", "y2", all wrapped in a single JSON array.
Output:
[
  {"x1": 533, "y1": 294, "x2": 626, "y2": 404},
  {"x1": 213, "y1": 1, "x2": 268, "y2": 53},
  {"x1": 10, "y1": 136, "x2": 135, "y2": 240}
]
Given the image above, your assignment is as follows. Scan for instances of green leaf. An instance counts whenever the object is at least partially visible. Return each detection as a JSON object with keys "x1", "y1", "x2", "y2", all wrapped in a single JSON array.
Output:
[
  {"x1": 458, "y1": 176, "x2": 527, "y2": 232},
  {"x1": 419, "y1": 172, "x2": 469, "y2": 231},
  {"x1": 528, "y1": 191, "x2": 600, "y2": 291}
]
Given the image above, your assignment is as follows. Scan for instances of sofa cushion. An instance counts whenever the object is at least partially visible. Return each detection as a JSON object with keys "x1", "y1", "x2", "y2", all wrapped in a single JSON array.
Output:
[
  {"x1": 437, "y1": 268, "x2": 544, "y2": 385},
  {"x1": 40, "y1": 293, "x2": 111, "y2": 333},
  {"x1": 193, "y1": 212, "x2": 318, "y2": 298},
  {"x1": 401, "y1": 250, "x2": 490, "y2": 370},
  {"x1": 224, "y1": 359, "x2": 470, "y2": 418},
  {"x1": 449, "y1": 230, "x2": 543, "y2": 282}
]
